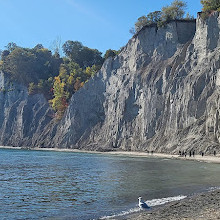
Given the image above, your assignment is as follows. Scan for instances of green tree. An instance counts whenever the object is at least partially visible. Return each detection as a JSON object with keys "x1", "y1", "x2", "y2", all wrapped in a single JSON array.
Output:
[
  {"x1": 133, "y1": 12, "x2": 163, "y2": 33},
  {"x1": 131, "y1": 0, "x2": 189, "y2": 33},
  {"x1": 62, "y1": 40, "x2": 104, "y2": 68},
  {"x1": 0, "y1": 50, "x2": 10, "y2": 60},
  {"x1": 3, "y1": 48, "x2": 36, "y2": 84},
  {"x1": 85, "y1": 65, "x2": 99, "y2": 77},
  {"x1": 201, "y1": 0, "x2": 220, "y2": 12},
  {"x1": 162, "y1": 0, "x2": 187, "y2": 21},
  {"x1": 0, "y1": 50, "x2": 10, "y2": 70},
  {"x1": 146, "y1": 11, "x2": 163, "y2": 24},
  {"x1": 134, "y1": 16, "x2": 148, "y2": 32},
  {"x1": 104, "y1": 49, "x2": 119, "y2": 59},
  {"x1": 1, "y1": 46, "x2": 61, "y2": 85}
]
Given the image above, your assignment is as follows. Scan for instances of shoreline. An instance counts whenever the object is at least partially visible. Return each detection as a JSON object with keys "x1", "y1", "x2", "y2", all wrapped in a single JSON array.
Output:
[
  {"x1": 1, "y1": 145, "x2": 220, "y2": 164},
  {"x1": 126, "y1": 189, "x2": 220, "y2": 220},
  {"x1": 1, "y1": 145, "x2": 220, "y2": 219}
]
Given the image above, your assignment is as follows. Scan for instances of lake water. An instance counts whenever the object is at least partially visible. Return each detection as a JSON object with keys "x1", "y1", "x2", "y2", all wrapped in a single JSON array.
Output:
[{"x1": 0, "y1": 148, "x2": 219, "y2": 219}]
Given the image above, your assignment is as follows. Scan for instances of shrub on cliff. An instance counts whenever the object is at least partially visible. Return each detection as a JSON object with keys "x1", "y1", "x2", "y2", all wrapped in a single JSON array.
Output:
[
  {"x1": 104, "y1": 49, "x2": 120, "y2": 59},
  {"x1": 131, "y1": 0, "x2": 193, "y2": 33}
]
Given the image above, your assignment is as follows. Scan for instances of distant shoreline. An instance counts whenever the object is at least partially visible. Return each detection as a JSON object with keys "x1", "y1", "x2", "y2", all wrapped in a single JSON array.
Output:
[{"x1": 1, "y1": 145, "x2": 220, "y2": 164}]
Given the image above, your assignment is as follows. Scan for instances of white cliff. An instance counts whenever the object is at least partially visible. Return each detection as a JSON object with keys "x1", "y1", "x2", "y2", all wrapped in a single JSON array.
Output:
[{"x1": 1, "y1": 13, "x2": 220, "y2": 154}]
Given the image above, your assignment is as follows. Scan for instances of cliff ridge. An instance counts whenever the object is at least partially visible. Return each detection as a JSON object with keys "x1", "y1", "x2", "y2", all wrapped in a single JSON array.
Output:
[{"x1": 1, "y1": 14, "x2": 220, "y2": 154}]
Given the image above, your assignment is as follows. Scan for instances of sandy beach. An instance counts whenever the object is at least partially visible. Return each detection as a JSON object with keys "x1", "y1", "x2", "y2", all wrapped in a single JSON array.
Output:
[{"x1": 1, "y1": 145, "x2": 219, "y2": 164}]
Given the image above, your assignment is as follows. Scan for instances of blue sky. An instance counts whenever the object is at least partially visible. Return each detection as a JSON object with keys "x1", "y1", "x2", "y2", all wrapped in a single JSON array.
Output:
[{"x1": 0, "y1": 0, "x2": 202, "y2": 54}]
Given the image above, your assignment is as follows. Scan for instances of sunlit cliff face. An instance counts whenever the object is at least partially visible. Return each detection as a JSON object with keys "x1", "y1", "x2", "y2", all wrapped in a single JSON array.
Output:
[{"x1": 1, "y1": 14, "x2": 220, "y2": 154}]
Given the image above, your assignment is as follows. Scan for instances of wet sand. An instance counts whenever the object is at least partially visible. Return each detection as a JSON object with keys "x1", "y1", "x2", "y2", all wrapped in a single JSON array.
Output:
[{"x1": 126, "y1": 189, "x2": 220, "y2": 220}]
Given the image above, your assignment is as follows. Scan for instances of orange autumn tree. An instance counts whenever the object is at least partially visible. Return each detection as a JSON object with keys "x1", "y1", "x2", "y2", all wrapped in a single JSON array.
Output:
[{"x1": 50, "y1": 76, "x2": 68, "y2": 119}]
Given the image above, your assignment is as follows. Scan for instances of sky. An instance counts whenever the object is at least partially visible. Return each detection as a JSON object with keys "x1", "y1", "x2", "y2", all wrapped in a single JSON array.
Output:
[{"x1": 0, "y1": 0, "x2": 202, "y2": 54}]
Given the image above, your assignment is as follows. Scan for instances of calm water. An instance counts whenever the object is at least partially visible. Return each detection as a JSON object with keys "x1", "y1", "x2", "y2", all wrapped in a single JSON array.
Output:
[{"x1": 0, "y1": 148, "x2": 219, "y2": 219}]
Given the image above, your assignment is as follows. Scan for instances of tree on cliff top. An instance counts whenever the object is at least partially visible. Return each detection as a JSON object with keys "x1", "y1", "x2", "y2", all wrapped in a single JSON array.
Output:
[
  {"x1": 201, "y1": 0, "x2": 220, "y2": 12},
  {"x1": 161, "y1": 0, "x2": 187, "y2": 21},
  {"x1": 104, "y1": 49, "x2": 119, "y2": 59},
  {"x1": 132, "y1": 11, "x2": 162, "y2": 33},
  {"x1": 131, "y1": 0, "x2": 192, "y2": 33},
  {"x1": 62, "y1": 40, "x2": 104, "y2": 68}
]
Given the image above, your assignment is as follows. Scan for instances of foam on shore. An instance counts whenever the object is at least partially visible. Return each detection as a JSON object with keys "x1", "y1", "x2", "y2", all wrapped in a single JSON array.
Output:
[{"x1": 100, "y1": 195, "x2": 187, "y2": 219}]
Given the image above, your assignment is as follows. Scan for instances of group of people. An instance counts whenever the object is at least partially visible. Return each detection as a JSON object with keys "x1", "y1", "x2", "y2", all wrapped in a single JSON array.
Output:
[
  {"x1": 179, "y1": 150, "x2": 195, "y2": 157},
  {"x1": 179, "y1": 150, "x2": 217, "y2": 157}
]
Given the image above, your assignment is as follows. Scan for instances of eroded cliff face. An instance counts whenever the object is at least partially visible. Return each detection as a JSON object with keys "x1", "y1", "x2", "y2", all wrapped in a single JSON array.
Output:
[
  {"x1": 0, "y1": 71, "x2": 54, "y2": 147},
  {"x1": 1, "y1": 13, "x2": 220, "y2": 154}
]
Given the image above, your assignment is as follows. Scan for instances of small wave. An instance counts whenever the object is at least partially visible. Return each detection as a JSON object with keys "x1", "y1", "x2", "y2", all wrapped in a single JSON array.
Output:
[
  {"x1": 100, "y1": 195, "x2": 186, "y2": 219},
  {"x1": 208, "y1": 186, "x2": 220, "y2": 191},
  {"x1": 146, "y1": 195, "x2": 186, "y2": 207},
  {"x1": 99, "y1": 207, "x2": 140, "y2": 219}
]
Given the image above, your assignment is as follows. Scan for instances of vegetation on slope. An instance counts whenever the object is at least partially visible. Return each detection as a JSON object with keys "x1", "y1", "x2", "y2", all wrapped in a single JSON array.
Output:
[
  {"x1": 201, "y1": 0, "x2": 220, "y2": 12},
  {"x1": 130, "y1": 0, "x2": 194, "y2": 34},
  {"x1": 200, "y1": 0, "x2": 220, "y2": 19},
  {"x1": 2, "y1": 0, "x2": 215, "y2": 119},
  {"x1": 0, "y1": 42, "x2": 119, "y2": 119}
]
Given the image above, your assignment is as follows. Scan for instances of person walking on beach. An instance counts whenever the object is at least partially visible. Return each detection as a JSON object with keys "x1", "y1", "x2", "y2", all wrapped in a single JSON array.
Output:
[
  {"x1": 192, "y1": 150, "x2": 195, "y2": 157},
  {"x1": 189, "y1": 151, "x2": 192, "y2": 157},
  {"x1": 201, "y1": 152, "x2": 204, "y2": 157},
  {"x1": 214, "y1": 150, "x2": 216, "y2": 156}
]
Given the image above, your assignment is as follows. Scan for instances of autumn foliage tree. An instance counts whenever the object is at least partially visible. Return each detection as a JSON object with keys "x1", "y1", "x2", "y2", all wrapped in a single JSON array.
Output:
[
  {"x1": 0, "y1": 41, "x2": 105, "y2": 120},
  {"x1": 50, "y1": 76, "x2": 68, "y2": 119}
]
